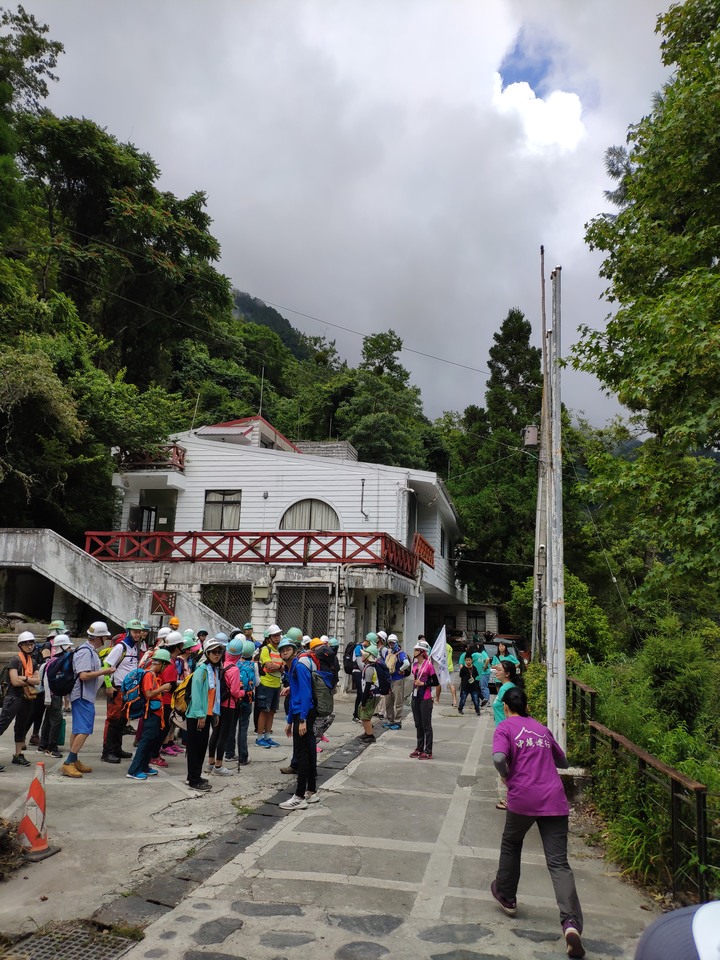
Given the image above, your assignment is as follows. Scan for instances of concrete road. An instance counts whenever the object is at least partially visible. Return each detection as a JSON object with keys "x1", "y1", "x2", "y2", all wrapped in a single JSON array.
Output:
[{"x1": 109, "y1": 703, "x2": 657, "y2": 960}]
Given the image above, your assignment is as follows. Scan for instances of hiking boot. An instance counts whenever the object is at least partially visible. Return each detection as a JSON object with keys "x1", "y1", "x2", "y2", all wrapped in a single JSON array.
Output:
[
  {"x1": 74, "y1": 759, "x2": 93, "y2": 773},
  {"x1": 490, "y1": 879, "x2": 517, "y2": 917},
  {"x1": 279, "y1": 794, "x2": 308, "y2": 810},
  {"x1": 101, "y1": 754, "x2": 121, "y2": 764},
  {"x1": 280, "y1": 765, "x2": 297, "y2": 775},
  {"x1": 61, "y1": 762, "x2": 82, "y2": 778},
  {"x1": 11, "y1": 754, "x2": 30, "y2": 767},
  {"x1": 562, "y1": 921, "x2": 585, "y2": 958}
]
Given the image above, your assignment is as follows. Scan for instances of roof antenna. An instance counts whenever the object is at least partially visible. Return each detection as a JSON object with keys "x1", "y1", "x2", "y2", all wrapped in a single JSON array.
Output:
[
  {"x1": 258, "y1": 365, "x2": 265, "y2": 416},
  {"x1": 190, "y1": 392, "x2": 201, "y2": 431}
]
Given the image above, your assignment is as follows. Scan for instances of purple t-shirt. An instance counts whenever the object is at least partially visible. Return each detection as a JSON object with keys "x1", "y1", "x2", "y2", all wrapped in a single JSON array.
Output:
[{"x1": 492, "y1": 714, "x2": 569, "y2": 817}]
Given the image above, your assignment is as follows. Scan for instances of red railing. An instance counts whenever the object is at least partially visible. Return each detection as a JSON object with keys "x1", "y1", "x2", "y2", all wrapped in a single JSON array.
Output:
[
  {"x1": 411, "y1": 533, "x2": 435, "y2": 568},
  {"x1": 116, "y1": 445, "x2": 186, "y2": 471},
  {"x1": 84, "y1": 531, "x2": 420, "y2": 578}
]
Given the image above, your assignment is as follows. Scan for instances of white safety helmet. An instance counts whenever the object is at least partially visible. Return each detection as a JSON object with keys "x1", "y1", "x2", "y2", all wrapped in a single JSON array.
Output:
[
  {"x1": 377, "y1": 630, "x2": 388, "y2": 642},
  {"x1": 157, "y1": 626, "x2": 172, "y2": 640},
  {"x1": 414, "y1": 639, "x2": 431, "y2": 654},
  {"x1": 87, "y1": 621, "x2": 111, "y2": 638},
  {"x1": 17, "y1": 631, "x2": 35, "y2": 645}
]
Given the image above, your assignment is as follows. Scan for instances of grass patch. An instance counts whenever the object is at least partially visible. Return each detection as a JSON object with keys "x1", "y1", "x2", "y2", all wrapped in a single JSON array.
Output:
[{"x1": 231, "y1": 796, "x2": 256, "y2": 816}]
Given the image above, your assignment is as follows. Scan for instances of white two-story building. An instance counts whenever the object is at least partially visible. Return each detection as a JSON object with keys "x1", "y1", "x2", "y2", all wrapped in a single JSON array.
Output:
[{"x1": 85, "y1": 416, "x2": 468, "y2": 645}]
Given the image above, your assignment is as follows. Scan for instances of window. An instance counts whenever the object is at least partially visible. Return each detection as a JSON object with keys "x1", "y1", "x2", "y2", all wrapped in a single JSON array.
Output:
[
  {"x1": 277, "y1": 586, "x2": 330, "y2": 636},
  {"x1": 280, "y1": 498, "x2": 339, "y2": 531},
  {"x1": 203, "y1": 490, "x2": 242, "y2": 530},
  {"x1": 201, "y1": 583, "x2": 251, "y2": 624},
  {"x1": 440, "y1": 527, "x2": 446, "y2": 558}
]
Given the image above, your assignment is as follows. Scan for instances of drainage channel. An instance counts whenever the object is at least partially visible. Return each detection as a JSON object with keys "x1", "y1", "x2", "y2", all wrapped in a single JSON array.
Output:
[{"x1": 3, "y1": 924, "x2": 137, "y2": 960}]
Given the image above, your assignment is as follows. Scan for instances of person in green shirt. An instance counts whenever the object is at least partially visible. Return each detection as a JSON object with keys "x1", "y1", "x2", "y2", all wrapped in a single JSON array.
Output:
[
  {"x1": 491, "y1": 641, "x2": 520, "y2": 670},
  {"x1": 491, "y1": 659, "x2": 522, "y2": 809}
]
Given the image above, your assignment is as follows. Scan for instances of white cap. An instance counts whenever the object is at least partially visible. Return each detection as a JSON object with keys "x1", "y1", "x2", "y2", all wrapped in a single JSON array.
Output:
[
  {"x1": 157, "y1": 626, "x2": 172, "y2": 639},
  {"x1": 17, "y1": 630, "x2": 35, "y2": 645},
  {"x1": 267, "y1": 624, "x2": 281, "y2": 636},
  {"x1": 87, "y1": 621, "x2": 111, "y2": 637}
]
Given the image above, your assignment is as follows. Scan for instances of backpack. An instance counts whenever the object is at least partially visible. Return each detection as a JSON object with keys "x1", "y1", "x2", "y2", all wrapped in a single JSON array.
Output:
[
  {"x1": 374, "y1": 659, "x2": 392, "y2": 696},
  {"x1": 342, "y1": 642, "x2": 356, "y2": 675},
  {"x1": 0, "y1": 663, "x2": 10, "y2": 706},
  {"x1": 219, "y1": 664, "x2": 230, "y2": 703},
  {"x1": 171, "y1": 673, "x2": 193, "y2": 716},
  {"x1": 238, "y1": 661, "x2": 256, "y2": 702},
  {"x1": 46, "y1": 650, "x2": 77, "y2": 697},
  {"x1": 312, "y1": 671, "x2": 334, "y2": 718},
  {"x1": 121, "y1": 667, "x2": 149, "y2": 719}
]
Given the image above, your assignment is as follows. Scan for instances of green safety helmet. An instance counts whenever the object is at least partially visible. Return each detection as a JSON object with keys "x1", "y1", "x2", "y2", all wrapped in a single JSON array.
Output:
[
  {"x1": 286, "y1": 627, "x2": 303, "y2": 644},
  {"x1": 183, "y1": 629, "x2": 196, "y2": 641},
  {"x1": 243, "y1": 622, "x2": 253, "y2": 631},
  {"x1": 363, "y1": 644, "x2": 379, "y2": 659},
  {"x1": 328, "y1": 637, "x2": 340, "y2": 648},
  {"x1": 182, "y1": 636, "x2": 200, "y2": 651},
  {"x1": 152, "y1": 648, "x2": 171, "y2": 664},
  {"x1": 242, "y1": 640, "x2": 256, "y2": 658},
  {"x1": 278, "y1": 637, "x2": 296, "y2": 651},
  {"x1": 227, "y1": 638, "x2": 244, "y2": 656},
  {"x1": 365, "y1": 632, "x2": 378, "y2": 644},
  {"x1": 126, "y1": 618, "x2": 144, "y2": 631}
]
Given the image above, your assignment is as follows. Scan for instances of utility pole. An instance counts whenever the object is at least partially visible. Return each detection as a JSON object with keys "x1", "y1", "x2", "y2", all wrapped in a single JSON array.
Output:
[
  {"x1": 545, "y1": 266, "x2": 566, "y2": 751},
  {"x1": 531, "y1": 247, "x2": 549, "y2": 663}
]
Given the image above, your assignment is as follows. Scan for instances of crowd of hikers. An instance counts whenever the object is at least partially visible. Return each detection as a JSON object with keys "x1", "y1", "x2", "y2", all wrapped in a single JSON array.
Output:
[{"x1": 0, "y1": 618, "x2": 585, "y2": 956}]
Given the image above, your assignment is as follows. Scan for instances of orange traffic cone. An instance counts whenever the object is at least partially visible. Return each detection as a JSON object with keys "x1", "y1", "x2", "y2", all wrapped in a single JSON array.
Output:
[{"x1": 16, "y1": 761, "x2": 61, "y2": 862}]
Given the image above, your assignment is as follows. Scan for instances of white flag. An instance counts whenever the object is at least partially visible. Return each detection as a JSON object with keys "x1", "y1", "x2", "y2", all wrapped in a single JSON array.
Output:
[{"x1": 431, "y1": 626, "x2": 450, "y2": 687}]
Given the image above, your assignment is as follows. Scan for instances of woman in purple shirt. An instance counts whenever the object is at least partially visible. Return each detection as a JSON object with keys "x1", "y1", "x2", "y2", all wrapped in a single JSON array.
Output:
[{"x1": 490, "y1": 686, "x2": 585, "y2": 959}]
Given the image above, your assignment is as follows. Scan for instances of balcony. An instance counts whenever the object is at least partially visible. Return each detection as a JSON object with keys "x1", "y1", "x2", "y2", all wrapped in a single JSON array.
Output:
[
  {"x1": 116, "y1": 445, "x2": 186, "y2": 472},
  {"x1": 84, "y1": 530, "x2": 420, "y2": 579},
  {"x1": 411, "y1": 533, "x2": 435, "y2": 569}
]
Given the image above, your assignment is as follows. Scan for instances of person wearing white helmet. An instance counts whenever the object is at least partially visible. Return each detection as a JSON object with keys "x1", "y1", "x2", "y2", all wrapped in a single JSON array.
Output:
[
  {"x1": 37, "y1": 635, "x2": 74, "y2": 759},
  {"x1": 0, "y1": 631, "x2": 42, "y2": 770},
  {"x1": 382, "y1": 634, "x2": 411, "y2": 731},
  {"x1": 410, "y1": 638, "x2": 438, "y2": 759}
]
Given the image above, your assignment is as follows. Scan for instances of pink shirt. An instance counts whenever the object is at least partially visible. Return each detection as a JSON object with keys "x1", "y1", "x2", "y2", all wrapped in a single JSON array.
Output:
[
  {"x1": 411, "y1": 657, "x2": 436, "y2": 700},
  {"x1": 492, "y1": 714, "x2": 569, "y2": 817}
]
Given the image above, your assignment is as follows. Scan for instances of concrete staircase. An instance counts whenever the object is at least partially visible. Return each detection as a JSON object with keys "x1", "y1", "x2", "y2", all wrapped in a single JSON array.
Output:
[{"x1": 0, "y1": 528, "x2": 233, "y2": 641}]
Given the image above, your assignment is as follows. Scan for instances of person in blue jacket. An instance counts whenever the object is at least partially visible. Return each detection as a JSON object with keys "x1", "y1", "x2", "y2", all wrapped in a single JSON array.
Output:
[{"x1": 279, "y1": 637, "x2": 318, "y2": 810}]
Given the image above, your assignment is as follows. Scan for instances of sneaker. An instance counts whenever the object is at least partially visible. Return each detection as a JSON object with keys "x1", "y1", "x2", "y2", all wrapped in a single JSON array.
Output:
[
  {"x1": 359, "y1": 734, "x2": 376, "y2": 743},
  {"x1": 160, "y1": 746, "x2": 175, "y2": 756},
  {"x1": 280, "y1": 765, "x2": 297, "y2": 775},
  {"x1": 237, "y1": 759, "x2": 250, "y2": 769},
  {"x1": 255, "y1": 736, "x2": 270, "y2": 747},
  {"x1": 418, "y1": 752, "x2": 433, "y2": 759},
  {"x1": 74, "y1": 759, "x2": 93, "y2": 773},
  {"x1": 204, "y1": 763, "x2": 214, "y2": 774},
  {"x1": 458, "y1": 710, "x2": 464, "y2": 715},
  {"x1": 264, "y1": 738, "x2": 280, "y2": 748},
  {"x1": 321, "y1": 735, "x2": 330, "y2": 743},
  {"x1": 145, "y1": 768, "x2": 159, "y2": 776},
  {"x1": 225, "y1": 754, "x2": 237, "y2": 762},
  {"x1": 45, "y1": 750, "x2": 63, "y2": 759},
  {"x1": 305, "y1": 791, "x2": 320, "y2": 803},
  {"x1": 61, "y1": 762, "x2": 82, "y2": 778},
  {"x1": 152, "y1": 757, "x2": 169, "y2": 768},
  {"x1": 562, "y1": 922, "x2": 585, "y2": 958},
  {"x1": 118, "y1": 750, "x2": 133, "y2": 759},
  {"x1": 279, "y1": 794, "x2": 308, "y2": 810},
  {"x1": 212, "y1": 766, "x2": 233, "y2": 777},
  {"x1": 123, "y1": 725, "x2": 136, "y2": 735},
  {"x1": 490, "y1": 879, "x2": 517, "y2": 917},
  {"x1": 126, "y1": 772, "x2": 148, "y2": 781},
  {"x1": 316, "y1": 746, "x2": 323, "y2": 754},
  {"x1": 481, "y1": 699, "x2": 490, "y2": 707},
  {"x1": 29, "y1": 735, "x2": 40, "y2": 746},
  {"x1": 101, "y1": 754, "x2": 121, "y2": 764},
  {"x1": 389, "y1": 723, "x2": 402, "y2": 730},
  {"x1": 172, "y1": 743, "x2": 185, "y2": 753},
  {"x1": 381, "y1": 722, "x2": 392, "y2": 728},
  {"x1": 352, "y1": 717, "x2": 361, "y2": 724},
  {"x1": 410, "y1": 750, "x2": 421, "y2": 758},
  {"x1": 11, "y1": 754, "x2": 30, "y2": 767},
  {"x1": 188, "y1": 780, "x2": 212, "y2": 792}
]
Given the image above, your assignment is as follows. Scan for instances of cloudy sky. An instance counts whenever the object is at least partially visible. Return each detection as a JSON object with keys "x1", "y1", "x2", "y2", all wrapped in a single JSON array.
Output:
[{"x1": 26, "y1": 0, "x2": 670, "y2": 423}]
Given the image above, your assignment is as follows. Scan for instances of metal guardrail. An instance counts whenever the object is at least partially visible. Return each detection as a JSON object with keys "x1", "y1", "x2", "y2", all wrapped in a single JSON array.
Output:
[{"x1": 567, "y1": 676, "x2": 717, "y2": 901}]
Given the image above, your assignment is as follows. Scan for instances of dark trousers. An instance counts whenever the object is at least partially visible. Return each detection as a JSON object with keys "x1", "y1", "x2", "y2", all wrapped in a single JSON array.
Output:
[
  {"x1": 352, "y1": 670, "x2": 362, "y2": 718},
  {"x1": 235, "y1": 701, "x2": 253, "y2": 763},
  {"x1": 103, "y1": 688, "x2": 125, "y2": 757},
  {"x1": 293, "y1": 709, "x2": 317, "y2": 797},
  {"x1": 496, "y1": 813, "x2": 584, "y2": 930},
  {"x1": 185, "y1": 716, "x2": 212, "y2": 786},
  {"x1": 31, "y1": 695, "x2": 46, "y2": 736},
  {"x1": 208, "y1": 705, "x2": 234, "y2": 762},
  {"x1": 224, "y1": 710, "x2": 238, "y2": 759},
  {"x1": 0, "y1": 694, "x2": 33, "y2": 745},
  {"x1": 39, "y1": 695, "x2": 63, "y2": 750},
  {"x1": 411, "y1": 696, "x2": 433, "y2": 753},
  {"x1": 459, "y1": 687, "x2": 481, "y2": 713},
  {"x1": 148, "y1": 704, "x2": 171, "y2": 760},
  {"x1": 128, "y1": 712, "x2": 161, "y2": 776}
]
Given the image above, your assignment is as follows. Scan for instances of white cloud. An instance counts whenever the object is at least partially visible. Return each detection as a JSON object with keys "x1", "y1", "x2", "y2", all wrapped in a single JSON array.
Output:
[{"x1": 492, "y1": 75, "x2": 585, "y2": 152}]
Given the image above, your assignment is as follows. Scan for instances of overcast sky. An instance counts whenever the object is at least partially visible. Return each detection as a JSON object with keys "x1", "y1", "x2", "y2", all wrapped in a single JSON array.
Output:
[{"x1": 25, "y1": 0, "x2": 670, "y2": 424}]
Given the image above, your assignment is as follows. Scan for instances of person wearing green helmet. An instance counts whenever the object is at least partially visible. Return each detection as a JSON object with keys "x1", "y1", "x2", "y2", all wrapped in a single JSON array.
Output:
[
  {"x1": 286, "y1": 627, "x2": 303, "y2": 645},
  {"x1": 358, "y1": 644, "x2": 380, "y2": 743},
  {"x1": 225, "y1": 638, "x2": 259, "y2": 768},
  {"x1": 102, "y1": 617, "x2": 147, "y2": 764},
  {"x1": 126, "y1": 648, "x2": 174, "y2": 781}
]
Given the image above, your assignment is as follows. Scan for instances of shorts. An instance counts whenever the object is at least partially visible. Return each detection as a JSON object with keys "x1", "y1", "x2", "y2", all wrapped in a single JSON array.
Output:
[
  {"x1": 358, "y1": 697, "x2": 378, "y2": 722},
  {"x1": 255, "y1": 685, "x2": 280, "y2": 713},
  {"x1": 71, "y1": 698, "x2": 96, "y2": 736}
]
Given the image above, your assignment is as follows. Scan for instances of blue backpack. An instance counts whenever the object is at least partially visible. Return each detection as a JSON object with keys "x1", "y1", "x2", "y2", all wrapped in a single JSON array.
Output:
[
  {"x1": 238, "y1": 661, "x2": 256, "y2": 702},
  {"x1": 46, "y1": 650, "x2": 77, "y2": 697},
  {"x1": 121, "y1": 668, "x2": 160, "y2": 719}
]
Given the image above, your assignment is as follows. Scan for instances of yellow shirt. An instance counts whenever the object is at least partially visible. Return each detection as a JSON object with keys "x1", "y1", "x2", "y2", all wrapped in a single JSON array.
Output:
[{"x1": 259, "y1": 644, "x2": 282, "y2": 688}]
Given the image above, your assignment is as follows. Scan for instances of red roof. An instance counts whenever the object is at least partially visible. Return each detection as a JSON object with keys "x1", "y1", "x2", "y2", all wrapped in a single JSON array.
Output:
[{"x1": 203, "y1": 415, "x2": 301, "y2": 453}]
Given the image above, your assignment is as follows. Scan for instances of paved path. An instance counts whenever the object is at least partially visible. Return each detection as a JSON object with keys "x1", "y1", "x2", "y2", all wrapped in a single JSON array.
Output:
[{"x1": 121, "y1": 706, "x2": 656, "y2": 960}]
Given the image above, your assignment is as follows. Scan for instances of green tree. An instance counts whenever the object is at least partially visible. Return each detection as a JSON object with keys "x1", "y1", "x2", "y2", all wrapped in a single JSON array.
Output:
[{"x1": 573, "y1": 0, "x2": 720, "y2": 601}]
